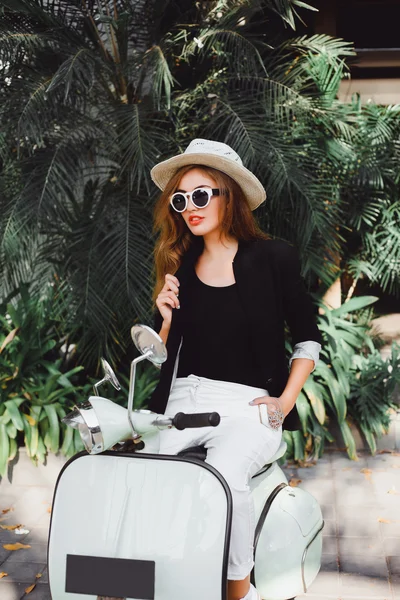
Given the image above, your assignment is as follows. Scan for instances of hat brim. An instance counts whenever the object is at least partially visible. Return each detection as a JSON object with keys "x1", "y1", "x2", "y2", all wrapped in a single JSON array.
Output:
[{"x1": 150, "y1": 153, "x2": 266, "y2": 211}]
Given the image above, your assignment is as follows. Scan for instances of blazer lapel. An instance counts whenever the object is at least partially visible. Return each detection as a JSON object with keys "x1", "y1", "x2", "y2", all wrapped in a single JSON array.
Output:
[
  {"x1": 233, "y1": 238, "x2": 266, "y2": 325},
  {"x1": 233, "y1": 239, "x2": 278, "y2": 381},
  {"x1": 165, "y1": 237, "x2": 203, "y2": 333}
]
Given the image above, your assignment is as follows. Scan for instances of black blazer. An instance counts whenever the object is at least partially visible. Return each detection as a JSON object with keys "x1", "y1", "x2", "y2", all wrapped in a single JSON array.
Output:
[{"x1": 147, "y1": 236, "x2": 323, "y2": 431}]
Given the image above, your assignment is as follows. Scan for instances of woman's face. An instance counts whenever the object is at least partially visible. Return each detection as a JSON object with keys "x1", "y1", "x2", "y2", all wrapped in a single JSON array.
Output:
[{"x1": 174, "y1": 168, "x2": 226, "y2": 237}]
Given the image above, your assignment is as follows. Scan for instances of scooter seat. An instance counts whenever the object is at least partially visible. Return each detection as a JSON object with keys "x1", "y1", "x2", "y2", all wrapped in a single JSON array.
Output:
[
  {"x1": 177, "y1": 445, "x2": 208, "y2": 461},
  {"x1": 177, "y1": 439, "x2": 287, "y2": 475}
]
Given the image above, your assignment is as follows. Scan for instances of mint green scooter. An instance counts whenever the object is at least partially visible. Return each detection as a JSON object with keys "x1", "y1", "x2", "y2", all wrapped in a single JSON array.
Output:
[{"x1": 47, "y1": 324, "x2": 324, "y2": 600}]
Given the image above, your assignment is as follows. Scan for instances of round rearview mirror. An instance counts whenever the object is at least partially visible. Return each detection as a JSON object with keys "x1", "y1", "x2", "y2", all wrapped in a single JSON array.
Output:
[
  {"x1": 100, "y1": 358, "x2": 122, "y2": 391},
  {"x1": 93, "y1": 358, "x2": 122, "y2": 395},
  {"x1": 131, "y1": 324, "x2": 167, "y2": 367}
]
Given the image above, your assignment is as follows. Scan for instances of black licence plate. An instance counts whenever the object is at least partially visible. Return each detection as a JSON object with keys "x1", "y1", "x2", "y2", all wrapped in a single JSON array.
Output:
[{"x1": 65, "y1": 554, "x2": 155, "y2": 599}]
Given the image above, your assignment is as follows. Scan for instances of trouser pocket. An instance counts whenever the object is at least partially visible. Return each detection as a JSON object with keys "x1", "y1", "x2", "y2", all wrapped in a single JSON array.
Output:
[{"x1": 258, "y1": 402, "x2": 272, "y2": 428}]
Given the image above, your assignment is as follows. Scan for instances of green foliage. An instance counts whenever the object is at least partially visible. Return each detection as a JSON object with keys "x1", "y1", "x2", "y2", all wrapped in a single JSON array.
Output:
[
  {"x1": 0, "y1": 0, "x2": 399, "y2": 464},
  {"x1": 0, "y1": 0, "x2": 365, "y2": 366},
  {"x1": 284, "y1": 296, "x2": 400, "y2": 462},
  {"x1": 0, "y1": 282, "x2": 160, "y2": 476},
  {"x1": 0, "y1": 282, "x2": 397, "y2": 470},
  {"x1": 0, "y1": 283, "x2": 87, "y2": 476},
  {"x1": 340, "y1": 101, "x2": 400, "y2": 297},
  {"x1": 347, "y1": 342, "x2": 400, "y2": 454},
  {"x1": 0, "y1": 0, "x2": 399, "y2": 368}
]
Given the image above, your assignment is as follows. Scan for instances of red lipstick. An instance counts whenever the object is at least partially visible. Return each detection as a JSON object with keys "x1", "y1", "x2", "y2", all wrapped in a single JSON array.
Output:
[{"x1": 189, "y1": 216, "x2": 204, "y2": 226}]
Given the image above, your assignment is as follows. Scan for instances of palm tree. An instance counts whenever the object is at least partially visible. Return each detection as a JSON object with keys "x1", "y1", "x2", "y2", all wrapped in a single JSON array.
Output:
[
  {"x1": 0, "y1": 0, "x2": 384, "y2": 369},
  {"x1": 340, "y1": 100, "x2": 400, "y2": 301},
  {"x1": 1, "y1": 0, "x2": 175, "y2": 365}
]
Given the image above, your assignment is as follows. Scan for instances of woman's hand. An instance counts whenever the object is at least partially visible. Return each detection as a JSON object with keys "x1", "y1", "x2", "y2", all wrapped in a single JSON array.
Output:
[
  {"x1": 249, "y1": 395, "x2": 288, "y2": 429},
  {"x1": 155, "y1": 274, "x2": 180, "y2": 326},
  {"x1": 249, "y1": 394, "x2": 297, "y2": 417}
]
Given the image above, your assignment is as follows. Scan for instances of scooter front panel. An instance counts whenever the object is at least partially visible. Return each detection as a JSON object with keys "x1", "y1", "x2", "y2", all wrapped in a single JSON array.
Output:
[{"x1": 48, "y1": 452, "x2": 231, "y2": 600}]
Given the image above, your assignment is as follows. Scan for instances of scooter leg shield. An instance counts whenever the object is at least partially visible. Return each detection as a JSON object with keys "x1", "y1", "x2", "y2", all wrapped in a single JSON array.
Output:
[{"x1": 48, "y1": 452, "x2": 232, "y2": 600}]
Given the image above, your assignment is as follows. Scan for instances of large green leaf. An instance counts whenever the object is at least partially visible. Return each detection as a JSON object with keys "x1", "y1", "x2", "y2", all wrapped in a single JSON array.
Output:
[
  {"x1": 43, "y1": 404, "x2": 60, "y2": 454},
  {"x1": 8, "y1": 437, "x2": 18, "y2": 462},
  {"x1": 29, "y1": 425, "x2": 39, "y2": 458},
  {"x1": 60, "y1": 425, "x2": 74, "y2": 456},
  {"x1": 0, "y1": 409, "x2": 11, "y2": 426},
  {"x1": 339, "y1": 420, "x2": 358, "y2": 460},
  {"x1": 317, "y1": 363, "x2": 347, "y2": 423},
  {"x1": 295, "y1": 390, "x2": 310, "y2": 435},
  {"x1": 36, "y1": 436, "x2": 47, "y2": 464},
  {"x1": 292, "y1": 430, "x2": 306, "y2": 461},
  {"x1": 331, "y1": 296, "x2": 379, "y2": 317},
  {"x1": 359, "y1": 423, "x2": 377, "y2": 456},
  {"x1": 303, "y1": 379, "x2": 325, "y2": 425},
  {"x1": 0, "y1": 424, "x2": 10, "y2": 477},
  {"x1": 4, "y1": 399, "x2": 24, "y2": 431},
  {"x1": 6, "y1": 420, "x2": 17, "y2": 438}
]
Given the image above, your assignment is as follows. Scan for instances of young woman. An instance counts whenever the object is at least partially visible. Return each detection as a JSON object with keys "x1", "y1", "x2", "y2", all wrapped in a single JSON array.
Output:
[{"x1": 148, "y1": 139, "x2": 322, "y2": 600}]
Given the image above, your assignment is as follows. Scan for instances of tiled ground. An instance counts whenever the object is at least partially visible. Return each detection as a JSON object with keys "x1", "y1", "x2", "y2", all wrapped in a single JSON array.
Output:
[
  {"x1": 283, "y1": 450, "x2": 400, "y2": 600},
  {"x1": 0, "y1": 448, "x2": 399, "y2": 599}
]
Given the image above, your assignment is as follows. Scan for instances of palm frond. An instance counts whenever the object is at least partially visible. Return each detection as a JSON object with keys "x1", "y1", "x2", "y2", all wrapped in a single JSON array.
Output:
[
  {"x1": 183, "y1": 26, "x2": 268, "y2": 76},
  {"x1": 45, "y1": 48, "x2": 100, "y2": 100},
  {"x1": 267, "y1": 0, "x2": 317, "y2": 30},
  {"x1": 141, "y1": 43, "x2": 178, "y2": 110},
  {"x1": 363, "y1": 203, "x2": 400, "y2": 296},
  {"x1": 285, "y1": 34, "x2": 356, "y2": 58}
]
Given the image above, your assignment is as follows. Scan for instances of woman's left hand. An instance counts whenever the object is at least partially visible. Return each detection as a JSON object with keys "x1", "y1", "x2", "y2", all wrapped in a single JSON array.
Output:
[
  {"x1": 249, "y1": 395, "x2": 288, "y2": 416},
  {"x1": 249, "y1": 395, "x2": 287, "y2": 429}
]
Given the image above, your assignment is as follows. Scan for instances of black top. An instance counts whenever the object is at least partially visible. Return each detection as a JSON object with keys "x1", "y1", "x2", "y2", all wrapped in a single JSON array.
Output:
[{"x1": 176, "y1": 265, "x2": 259, "y2": 386}]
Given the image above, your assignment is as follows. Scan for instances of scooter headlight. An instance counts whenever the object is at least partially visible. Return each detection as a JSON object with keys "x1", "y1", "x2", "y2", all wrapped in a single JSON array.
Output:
[
  {"x1": 62, "y1": 408, "x2": 85, "y2": 428},
  {"x1": 63, "y1": 397, "x2": 133, "y2": 454},
  {"x1": 62, "y1": 401, "x2": 104, "y2": 455}
]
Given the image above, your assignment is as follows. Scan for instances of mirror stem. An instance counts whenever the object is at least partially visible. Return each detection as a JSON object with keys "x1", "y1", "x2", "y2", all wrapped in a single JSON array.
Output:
[
  {"x1": 93, "y1": 377, "x2": 107, "y2": 396},
  {"x1": 128, "y1": 351, "x2": 153, "y2": 438}
]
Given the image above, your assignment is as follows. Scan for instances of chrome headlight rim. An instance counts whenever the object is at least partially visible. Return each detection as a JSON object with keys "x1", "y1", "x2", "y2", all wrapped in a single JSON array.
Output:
[{"x1": 63, "y1": 401, "x2": 104, "y2": 455}]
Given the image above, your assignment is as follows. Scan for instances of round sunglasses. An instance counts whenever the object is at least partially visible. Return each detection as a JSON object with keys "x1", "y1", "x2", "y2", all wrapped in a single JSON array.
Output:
[{"x1": 169, "y1": 186, "x2": 226, "y2": 213}]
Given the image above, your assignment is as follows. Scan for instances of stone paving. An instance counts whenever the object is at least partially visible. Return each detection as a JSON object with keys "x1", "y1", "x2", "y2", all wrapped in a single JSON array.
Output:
[
  {"x1": 289, "y1": 449, "x2": 400, "y2": 600},
  {"x1": 0, "y1": 447, "x2": 399, "y2": 599}
]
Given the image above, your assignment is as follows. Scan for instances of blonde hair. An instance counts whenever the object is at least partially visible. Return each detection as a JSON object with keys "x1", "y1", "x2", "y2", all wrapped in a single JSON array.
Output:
[{"x1": 152, "y1": 164, "x2": 270, "y2": 303}]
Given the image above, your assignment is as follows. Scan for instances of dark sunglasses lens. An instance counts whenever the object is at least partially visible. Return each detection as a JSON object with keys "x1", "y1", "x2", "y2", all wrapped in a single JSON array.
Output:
[
  {"x1": 171, "y1": 194, "x2": 186, "y2": 212},
  {"x1": 192, "y1": 189, "x2": 209, "y2": 207}
]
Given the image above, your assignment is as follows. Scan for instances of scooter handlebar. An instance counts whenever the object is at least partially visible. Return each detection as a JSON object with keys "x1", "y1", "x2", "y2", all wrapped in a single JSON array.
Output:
[{"x1": 172, "y1": 412, "x2": 221, "y2": 431}]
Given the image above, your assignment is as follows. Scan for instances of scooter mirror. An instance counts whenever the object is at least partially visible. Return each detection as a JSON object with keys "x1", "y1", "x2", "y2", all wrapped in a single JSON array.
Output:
[
  {"x1": 131, "y1": 324, "x2": 167, "y2": 367},
  {"x1": 100, "y1": 358, "x2": 122, "y2": 391},
  {"x1": 93, "y1": 358, "x2": 122, "y2": 396}
]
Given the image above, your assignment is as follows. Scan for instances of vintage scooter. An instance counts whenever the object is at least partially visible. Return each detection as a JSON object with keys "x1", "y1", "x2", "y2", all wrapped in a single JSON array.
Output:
[{"x1": 47, "y1": 324, "x2": 324, "y2": 600}]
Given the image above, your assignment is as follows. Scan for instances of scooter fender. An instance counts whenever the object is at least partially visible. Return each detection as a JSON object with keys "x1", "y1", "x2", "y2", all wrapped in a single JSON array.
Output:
[
  {"x1": 251, "y1": 467, "x2": 324, "y2": 600},
  {"x1": 48, "y1": 451, "x2": 233, "y2": 600}
]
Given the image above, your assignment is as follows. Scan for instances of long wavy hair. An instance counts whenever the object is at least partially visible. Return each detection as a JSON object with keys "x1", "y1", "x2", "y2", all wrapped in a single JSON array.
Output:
[{"x1": 152, "y1": 164, "x2": 270, "y2": 303}]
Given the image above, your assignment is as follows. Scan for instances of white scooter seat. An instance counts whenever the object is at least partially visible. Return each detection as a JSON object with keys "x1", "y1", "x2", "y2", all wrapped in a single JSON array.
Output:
[{"x1": 177, "y1": 439, "x2": 287, "y2": 476}]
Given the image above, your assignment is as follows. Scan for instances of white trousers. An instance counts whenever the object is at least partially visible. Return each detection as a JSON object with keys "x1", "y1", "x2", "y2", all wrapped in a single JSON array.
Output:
[{"x1": 158, "y1": 374, "x2": 283, "y2": 580}]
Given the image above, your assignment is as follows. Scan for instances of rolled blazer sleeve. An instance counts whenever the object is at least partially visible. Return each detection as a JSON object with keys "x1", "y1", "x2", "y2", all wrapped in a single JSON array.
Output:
[
  {"x1": 277, "y1": 241, "x2": 323, "y2": 348},
  {"x1": 289, "y1": 340, "x2": 321, "y2": 372}
]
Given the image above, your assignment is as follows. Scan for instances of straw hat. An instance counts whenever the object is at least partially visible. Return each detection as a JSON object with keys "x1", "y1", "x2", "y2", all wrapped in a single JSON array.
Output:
[{"x1": 150, "y1": 138, "x2": 266, "y2": 211}]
